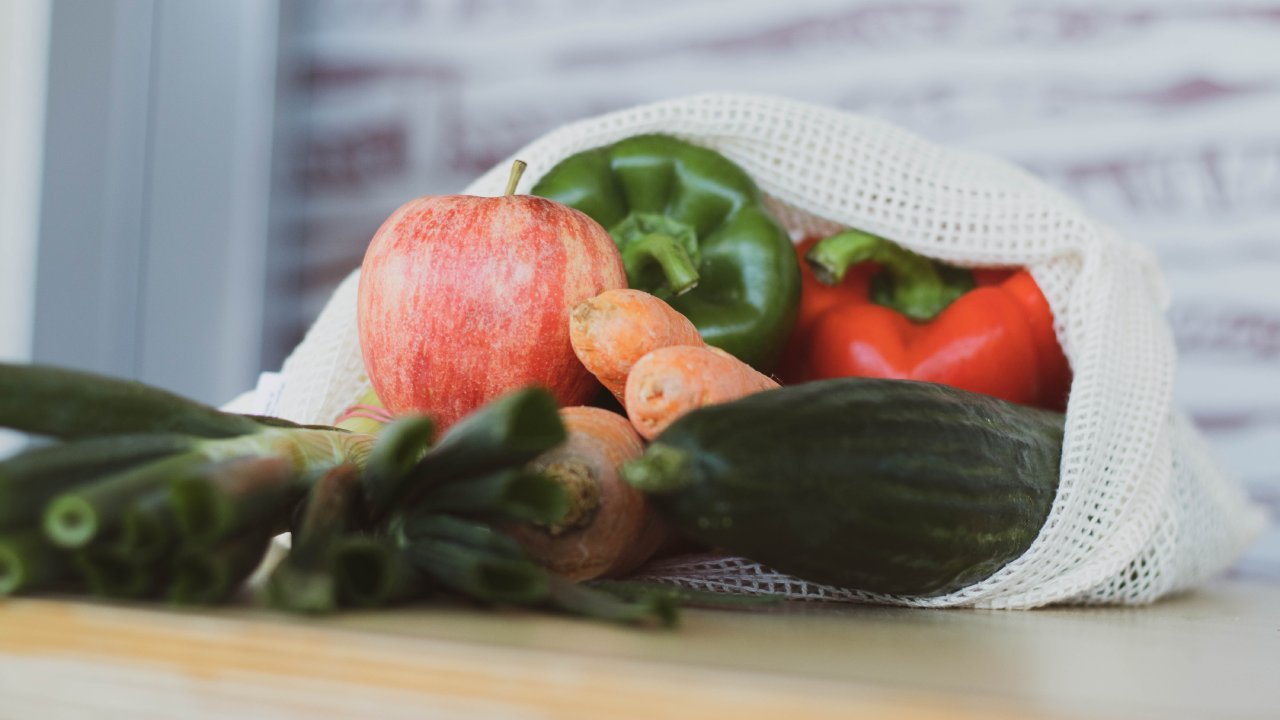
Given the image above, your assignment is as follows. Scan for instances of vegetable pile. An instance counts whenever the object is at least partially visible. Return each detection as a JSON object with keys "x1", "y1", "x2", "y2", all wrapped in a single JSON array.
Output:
[
  {"x1": 2, "y1": 132, "x2": 1076, "y2": 619},
  {"x1": 0, "y1": 362, "x2": 740, "y2": 624}
]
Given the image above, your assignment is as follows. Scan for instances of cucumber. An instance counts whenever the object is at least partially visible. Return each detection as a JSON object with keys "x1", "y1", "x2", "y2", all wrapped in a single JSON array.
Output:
[{"x1": 622, "y1": 378, "x2": 1063, "y2": 597}]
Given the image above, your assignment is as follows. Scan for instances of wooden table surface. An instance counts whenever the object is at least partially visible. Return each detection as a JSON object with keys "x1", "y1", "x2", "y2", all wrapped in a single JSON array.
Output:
[{"x1": 2, "y1": 575, "x2": 1277, "y2": 720}]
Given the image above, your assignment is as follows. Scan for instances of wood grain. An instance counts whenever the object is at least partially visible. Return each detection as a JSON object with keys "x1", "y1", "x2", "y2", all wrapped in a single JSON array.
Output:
[{"x1": 3, "y1": 579, "x2": 1279, "y2": 719}]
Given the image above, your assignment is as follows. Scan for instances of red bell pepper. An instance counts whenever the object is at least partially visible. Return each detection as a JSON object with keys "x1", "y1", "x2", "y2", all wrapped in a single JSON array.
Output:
[{"x1": 780, "y1": 230, "x2": 1070, "y2": 411}]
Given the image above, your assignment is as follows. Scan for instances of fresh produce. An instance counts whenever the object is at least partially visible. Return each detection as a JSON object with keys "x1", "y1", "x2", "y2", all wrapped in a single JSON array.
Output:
[
  {"x1": 264, "y1": 463, "x2": 362, "y2": 613},
  {"x1": 0, "y1": 528, "x2": 71, "y2": 595},
  {"x1": 0, "y1": 124, "x2": 1090, "y2": 620},
  {"x1": 531, "y1": 134, "x2": 801, "y2": 372},
  {"x1": 358, "y1": 161, "x2": 627, "y2": 430},
  {"x1": 623, "y1": 377, "x2": 1064, "y2": 597},
  {"x1": 569, "y1": 289, "x2": 703, "y2": 400},
  {"x1": 0, "y1": 362, "x2": 263, "y2": 440},
  {"x1": 0, "y1": 433, "x2": 194, "y2": 530},
  {"x1": 787, "y1": 229, "x2": 1071, "y2": 410},
  {"x1": 624, "y1": 345, "x2": 779, "y2": 440},
  {"x1": 774, "y1": 235, "x2": 893, "y2": 382},
  {"x1": 334, "y1": 388, "x2": 393, "y2": 434},
  {"x1": 506, "y1": 407, "x2": 668, "y2": 581},
  {"x1": 363, "y1": 388, "x2": 564, "y2": 516},
  {"x1": 0, "y1": 362, "x2": 681, "y2": 626},
  {"x1": 573, "y1": 286, "x2": 706, "y2": 399},
  {"x1": 169, "y1": 532, "x2": 273, "y2": 605}
]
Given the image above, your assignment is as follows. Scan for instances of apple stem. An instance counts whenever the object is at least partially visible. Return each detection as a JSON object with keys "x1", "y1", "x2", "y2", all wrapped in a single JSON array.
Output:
[{"x1": 505, "y1": 160, "x2": 527, "y2": 196}]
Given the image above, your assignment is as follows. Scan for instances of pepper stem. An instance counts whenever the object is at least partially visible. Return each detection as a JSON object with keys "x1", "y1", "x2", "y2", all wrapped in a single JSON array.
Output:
[
  {"x1": 504, "y1": 160, "x2": 527, "y2": 196},
  {"x1": 621, "y1": 444, "x2": 695, "y2": 495},
  {"x1": 806, "y1": 229, "x2": 973, "y2": 321},
  {"x1": 621, "y1": 234, "x2": 701, "y2": 297}
]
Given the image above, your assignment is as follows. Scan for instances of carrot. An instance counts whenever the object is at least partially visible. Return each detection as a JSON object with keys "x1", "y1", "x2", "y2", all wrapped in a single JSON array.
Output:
[
  {"x1": 625, "y1": 345, "x2": 780, "y2": 440},
  {"x1": 569, "y1": 289, "x2": 703, "y2": 400},
  {"x1": 505, "y1": 406, "x2": 669, "y2": 581}
]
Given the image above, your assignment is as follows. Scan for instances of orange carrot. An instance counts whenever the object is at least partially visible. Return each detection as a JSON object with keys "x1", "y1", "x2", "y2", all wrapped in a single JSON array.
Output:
[
  {"x1": 625, "y1": 345, "x2": 780, "y2": 440},
  {"x1": 569, "y1": 289, "x2": 703, "y2": 400},
  {"x1": 505, "y1": 406, "x2": 669, "y2": 581}
]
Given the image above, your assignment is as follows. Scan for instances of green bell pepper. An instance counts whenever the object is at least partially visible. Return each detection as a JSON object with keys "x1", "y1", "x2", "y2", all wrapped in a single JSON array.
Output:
[{"x1": 531, "y1": 134, "x2": 801, "y2": 372}]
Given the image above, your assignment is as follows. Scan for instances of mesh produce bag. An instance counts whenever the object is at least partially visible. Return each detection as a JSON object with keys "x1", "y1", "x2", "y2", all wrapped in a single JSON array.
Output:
[{"x1": 245, "y1": 93, "x2": 1265, "y2": 609}]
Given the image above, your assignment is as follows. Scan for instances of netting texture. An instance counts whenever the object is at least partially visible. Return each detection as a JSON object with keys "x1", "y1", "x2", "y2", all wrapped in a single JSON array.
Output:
[{"x1": 255, "y1": 93, "x2": 1265, "y2": 609}]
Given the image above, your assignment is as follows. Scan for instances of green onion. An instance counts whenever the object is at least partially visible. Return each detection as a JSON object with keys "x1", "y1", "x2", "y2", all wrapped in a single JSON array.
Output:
[
  {"x1": 89, "y1": 488, "x2": 172, "y2": 564},
  {"x1": 0, "y1": 433, "x2": 194, "y2": 531},
  {"x1": 263, "y1": 463, "x2": 360, "y2": 614},
  {"x1": 547, "y1": 575, "x2": 679, "y2": 627},
  {"x1": 168, "y1": 455, "x2": 298, "y2": 547},
  {"x1": 406, "y1": 539, "x2": 548, "y2": 605},
  {"x1": 263, "y1": 559, "x2": 337, "y2": 614},
  {"x1": 361, "y1": 415, "x2": 436, "y2": 516},
  {"x1": 238, "y1": 414, "x2": 342, "y2": 431},
  {"x1": 0, "y1": 362, "x2": 262, "y2": 439},
  {"x1": 395, "y1": 513, "x2": 525, "y2": 559},
  {"x1": 416, "y1": 469, "x2": 568, "y2": 524},
  {"x1": 0, "y1": 528, "x2": 74, "y2": 596},
  {"x1": 73, "y1": 551, "x2": 162, "y2": 599},
  {"x1": 331, "y1": 536, "x2": 425, "y2": 608},
  {"x1": 44, "y1": 452, "x2": 211, "y2": 549},
  {"x1": 168, "y1": 532, "x2": 271, "y2": 605},
  {"x1": 370, "y1": 388, "x2": 565, "y2": 514},
  {"x1": 292, "y1": 463, "x2": 361, "y2": 543},
  {"x1": 422, "y1": 386, "x2": 565, "y2": 478}
]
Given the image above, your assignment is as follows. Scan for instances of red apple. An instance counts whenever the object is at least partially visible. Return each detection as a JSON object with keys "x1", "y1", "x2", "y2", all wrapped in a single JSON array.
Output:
[{"x1": 357, "y1": 162, "x2": 626, "y2": 430}]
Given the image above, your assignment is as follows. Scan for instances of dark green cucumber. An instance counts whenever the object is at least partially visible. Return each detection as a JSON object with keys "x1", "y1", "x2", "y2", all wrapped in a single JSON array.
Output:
[
  {"x1": 622, "y1": 378, "x2": 1064, "y2": 597},
  {"x1": 0, "y1": 362, "x2": 262, "y2": 439}
]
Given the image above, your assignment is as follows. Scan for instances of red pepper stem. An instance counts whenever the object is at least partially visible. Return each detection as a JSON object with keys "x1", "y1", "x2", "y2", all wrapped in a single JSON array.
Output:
[
  {"x1": 806, "y1": 230, "x2": 968, "y2": 322},
  {"x1": 622, "y1": 234, "x2": 701, "y2": 297}
]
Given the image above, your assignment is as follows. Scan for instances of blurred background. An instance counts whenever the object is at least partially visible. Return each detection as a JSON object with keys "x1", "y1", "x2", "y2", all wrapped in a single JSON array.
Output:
[{"x1": 1, "y1": 0, "x2": 1277, "y2": 574}]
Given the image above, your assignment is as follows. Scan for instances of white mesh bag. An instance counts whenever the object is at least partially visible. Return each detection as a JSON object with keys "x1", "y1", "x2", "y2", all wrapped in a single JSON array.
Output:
[{"x1": 249, "y1": 93, "x2": 1265, "y2": 609}]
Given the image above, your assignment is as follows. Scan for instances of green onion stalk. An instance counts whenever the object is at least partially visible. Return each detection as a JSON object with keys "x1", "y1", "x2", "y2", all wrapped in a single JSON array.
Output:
[
  {"x1": 169, "y1": 532, "x2": 272, "y2": 606},
  {"x1": 41, "y1": 427, "x2": 375, "y2": 552},
  {"x1": 364, "y1": 387, "x2": 566, "y2": 518},
  {"x1": 263, "y1": 463, "x2": 362, "y2": 614},
  {"x1": 0, "y1": 363, "x2": 696, "y2": 626}
]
